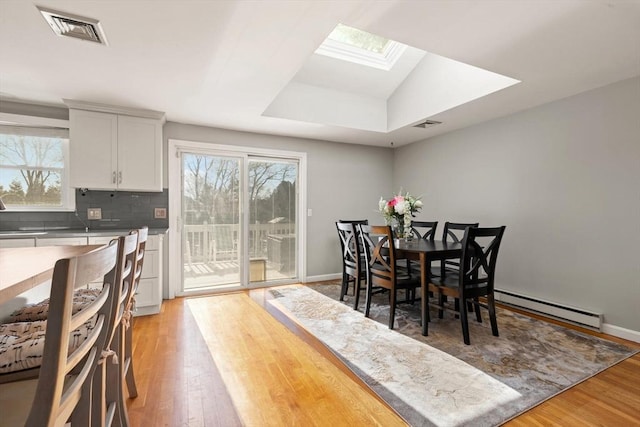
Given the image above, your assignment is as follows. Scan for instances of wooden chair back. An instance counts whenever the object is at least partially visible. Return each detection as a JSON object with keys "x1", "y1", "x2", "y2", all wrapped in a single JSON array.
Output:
[
  {"x1": 442, "y1": 221, "x2": 479, "y2": 243},
  {"x1": 441, "y1": 221, "x2": 479, "y2": 274},
  {"x1": 129, "y1": 226, "x2": 148, "y2": 308},
  {"x1": 93, "y1": 233, "x2": 138, "y2": 427},
  {"x1": 337, "y1": 219, "x2": 368, "y2": 225},
  {"x1": 121, "y1": 226, "x2": 148, "y2": 412},
  {"x1": 335, "y1": 222, "x2": 362, "y2": 281},
  {"x1": 359, "y1": 225, "x2": 396, "y2": 291},
  {"x1": 459, "y1": 226, "x2": 506, "y2": 297},
  {"x1": 26, "y1": 242, "x2": 120, "y2": 427},
  {"x1": 409, "y1": 221, "x2": 438, "y2": 241}
]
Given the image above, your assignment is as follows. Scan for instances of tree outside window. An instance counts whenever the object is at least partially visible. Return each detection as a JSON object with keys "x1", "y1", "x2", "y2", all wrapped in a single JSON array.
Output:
[{"x1": 0, "y1": 127, "x2": 71, "y2": 210}]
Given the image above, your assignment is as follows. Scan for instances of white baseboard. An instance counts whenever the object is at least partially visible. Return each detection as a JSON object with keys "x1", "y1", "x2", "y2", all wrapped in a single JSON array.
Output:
[
  {"x1": 304, "y1": 273, "x2": 341, "y2": 283},
  {"x1": 602, "y1": 323, "x2": 640, "y2": 344},
  {"x1": 495, "y1": 289, "x2": 602, "y2": 330}
]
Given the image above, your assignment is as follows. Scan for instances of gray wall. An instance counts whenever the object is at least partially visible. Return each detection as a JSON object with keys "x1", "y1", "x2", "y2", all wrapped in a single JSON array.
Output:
[
  {"x1": 163, "y1": 122, "x2": 393, "y2": 277},
  {"x1": 394, "y1": 76, "x2": 640, "y2": 332}
]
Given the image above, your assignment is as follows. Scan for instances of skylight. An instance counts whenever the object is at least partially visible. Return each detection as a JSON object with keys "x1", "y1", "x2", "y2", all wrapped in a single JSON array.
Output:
[
  {"x1": 315, "y1": 24, "x2": 406, "y2": 71},
  {"x1": 327, "y1": 24, "x2": 389, "y2": 54}
]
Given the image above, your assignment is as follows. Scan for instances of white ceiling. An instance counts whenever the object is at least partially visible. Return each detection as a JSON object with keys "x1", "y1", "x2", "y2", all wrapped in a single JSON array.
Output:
[{"x1": 0, "y1": 0, "x2": 639, "y2": 147}]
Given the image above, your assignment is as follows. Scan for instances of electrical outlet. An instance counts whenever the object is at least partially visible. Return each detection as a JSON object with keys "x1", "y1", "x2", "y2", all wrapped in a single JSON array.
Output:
[
  {"x1": 154, "y1": 207, "x2": 167, "y2": 219},
  {"x1": 87, "y1": 208, "x2": 102, "y2": 220}
]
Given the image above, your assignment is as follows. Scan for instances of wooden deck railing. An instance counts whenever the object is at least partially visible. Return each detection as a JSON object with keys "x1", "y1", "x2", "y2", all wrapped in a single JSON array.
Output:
[{"x1": 184, "y1": 223, "x2": 295, "y2": 263}]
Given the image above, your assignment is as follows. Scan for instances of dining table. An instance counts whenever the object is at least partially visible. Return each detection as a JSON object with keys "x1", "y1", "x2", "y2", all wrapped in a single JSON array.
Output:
[
  {"x1": 0, "y1": 244, "x2": 103, "y2": 305},
  {"x1": 394, "y1": 239, "x2": 462, "y2": 335}
]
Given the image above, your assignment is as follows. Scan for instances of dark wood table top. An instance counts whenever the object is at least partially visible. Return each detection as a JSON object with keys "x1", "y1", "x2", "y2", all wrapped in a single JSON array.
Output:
[
  {"x1": 0, "y1": 244, "x2": 103, "y2": 304},
  {"x1": 394, "y1": 239, "x2": 462, "y2": 259}
]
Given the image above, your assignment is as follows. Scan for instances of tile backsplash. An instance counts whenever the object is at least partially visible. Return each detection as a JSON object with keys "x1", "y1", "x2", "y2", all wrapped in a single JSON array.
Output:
[{"x1": 0, "y1": 189, "x2": 169, "y2": 231}]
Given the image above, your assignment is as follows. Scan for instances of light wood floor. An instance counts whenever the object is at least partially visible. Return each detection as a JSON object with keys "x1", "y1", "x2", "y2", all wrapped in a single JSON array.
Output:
[{"x1": 127, "y1": 286, "x2": 640, "y2": 426}]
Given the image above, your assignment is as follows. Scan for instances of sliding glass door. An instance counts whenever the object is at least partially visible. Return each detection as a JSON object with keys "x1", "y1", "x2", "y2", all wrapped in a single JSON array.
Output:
[
  {"x1": 176, "y1": 144, "x2": 300, "y2": 293},
  {"x1": 247, "y1": 158, "x2": 298, "y2": 283},
  {"x1": 182, "y1": 153, "x2": 241, "y2": 290}
]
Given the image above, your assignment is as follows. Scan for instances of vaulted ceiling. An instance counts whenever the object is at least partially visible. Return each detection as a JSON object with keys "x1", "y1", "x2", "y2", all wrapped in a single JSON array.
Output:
[{"x1": 0, "y1": 1, "x2": 639, "y2": 147}]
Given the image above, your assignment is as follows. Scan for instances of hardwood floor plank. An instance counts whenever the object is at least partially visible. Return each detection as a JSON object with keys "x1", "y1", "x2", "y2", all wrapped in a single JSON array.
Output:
[
  {"x1": 127, "y1": 296, "x2": 242, "y2": 427},
  {"x1": 127, "y1": 286, "x2": 640, "y2": 426},
  {"x1": 187, "y1": 293, "x2": 407, "y2": 426}
]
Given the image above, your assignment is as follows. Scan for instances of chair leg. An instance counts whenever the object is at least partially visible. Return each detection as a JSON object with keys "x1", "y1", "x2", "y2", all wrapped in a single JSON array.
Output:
[
  {"x1": 339, "y1": 272, "x2": 348, "y2": 301},
  {"x1": 89, "y1": 359, "x2": 107, "y2": 427},
  {"x1": 124, "y1": 321, "x2": 138, "y2": 398},
  {"x1": 353, "y1": 278, "x2": 361, "y2": 310},
  {"x1": 388, "y1": 289, "x2": 397, "y2": 329},
  {"x1": 460, "y1": 302, "x2": 471, "y2": 345},
  {"x1": 424, "y1": 287, "x2": 431, "y2": 335},
  {"x1": 474, "y1": 297, "x2": 482, "y2": 323},
  {"x1": 115, "y1": 324, "x2": 133, "y2": 427},
  {"x1": 487, "y1": 294, "x2": 499, "y2": 337},
  {"x1": 71, "y1": 373, "x2": 93, "y2": 426},
  {"x1": 364, "y1": 280, "x2": 372, "y2": 318},
  {"x1": 438, "y1": 292, "x2": 444, "y2": 319}
]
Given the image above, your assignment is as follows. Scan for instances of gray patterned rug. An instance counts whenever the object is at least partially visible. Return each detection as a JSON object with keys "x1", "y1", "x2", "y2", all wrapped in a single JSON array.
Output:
[{"x1": 265, "y1": 283, "x2": 637, "y2": 427}]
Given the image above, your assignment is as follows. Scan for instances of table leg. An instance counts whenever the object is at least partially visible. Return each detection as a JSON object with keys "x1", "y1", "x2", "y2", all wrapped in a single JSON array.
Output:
[{"x1": 420, "y1": 252, "x2": 428, "y2": 336}]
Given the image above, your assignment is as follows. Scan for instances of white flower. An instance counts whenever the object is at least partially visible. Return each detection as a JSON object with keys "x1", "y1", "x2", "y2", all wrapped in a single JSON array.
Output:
[
  {"x1": 379, "y1": 197, "x2": 387, "y2": 212},
  {"x1": 414, "y1": 200, "x2": 423, "y2": 209},
  {"x1": 395, "y1": 200, "x2": 406, "y2": 215}
]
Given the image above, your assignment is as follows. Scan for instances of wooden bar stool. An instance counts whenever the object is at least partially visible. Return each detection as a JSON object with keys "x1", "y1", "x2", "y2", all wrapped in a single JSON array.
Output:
[{"x1": 0, "y1": 242, "x2": 121, "y2": 426}]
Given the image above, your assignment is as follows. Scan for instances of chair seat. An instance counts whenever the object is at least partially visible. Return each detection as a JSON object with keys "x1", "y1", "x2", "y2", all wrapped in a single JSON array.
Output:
[
  {"x1": 407, "y1": 260, "x2": 445, "y2": 277},
  {"x1": 430, "y1": 273, "x2": 489, "y2": 289},
  {"x1": 7, "y1": 288, "x2": 101, "y2": 323},
  {"x1": 0, "y1": 316, "x2": 97, "y2": 375},
  {"x1": 395, "y1": 274, "x2": 421, "y2": 288}
]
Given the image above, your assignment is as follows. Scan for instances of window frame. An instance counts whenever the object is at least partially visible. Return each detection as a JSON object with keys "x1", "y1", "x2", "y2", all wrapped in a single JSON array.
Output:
[{"x1": 0, "y1": 113, "x2": 75, "y2": 212}]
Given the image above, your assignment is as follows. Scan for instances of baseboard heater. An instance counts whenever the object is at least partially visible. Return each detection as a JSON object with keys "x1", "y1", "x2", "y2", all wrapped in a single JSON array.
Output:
[{"x1": 494, "y1": 289, "x2": 603, "y2": 331}]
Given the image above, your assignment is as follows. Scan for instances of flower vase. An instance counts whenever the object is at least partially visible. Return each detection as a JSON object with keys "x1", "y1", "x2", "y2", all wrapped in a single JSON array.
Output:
[{"x1": 392, "y1": 219, "x2": 406, "y2": 240}]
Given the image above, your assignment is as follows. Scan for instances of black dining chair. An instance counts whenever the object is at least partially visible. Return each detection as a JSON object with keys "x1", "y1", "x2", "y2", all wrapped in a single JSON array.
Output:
[
  {"x1": 359, "y1": 224, "x2": 421, "y2": 329},
  {"x1": 336, "y1": 220, "x2": 368, "y2": 296},
  {"x1": 409, "y1": 221, "x2": 438, "y2": 241},
  {"x1": 335, "y1": 221, "x2": 367, "y2": 310},
  {"x1": 440, "y1": 221, "x2": 479, "y2": 277},
  {"x1": 427, "y1": 226, "x2": 506, "y2": 345},
  {"x1": 406, "y1": 220, "x2": 439, "y2": 274}
]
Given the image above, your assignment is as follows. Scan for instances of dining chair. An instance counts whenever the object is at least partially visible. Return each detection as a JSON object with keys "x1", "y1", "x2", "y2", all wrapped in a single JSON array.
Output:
[
  {"x1": 440, "y1": 221, "x2": 480, "y2": 313},
  {"x1": 406, "y1": 221, "x2": 439, "y2": 274},
  {"x1": 335, "y1": 222, "x2": 367, "y2": 310},
  {"x1": 440, "y1": 221, "x2": 479, "y2": 274},
  {"x1": 0, "y1": 241, "x2": 121, "y2": 426},
  {"x1": 120, "y1": 226, "x2": 148, "y2": 419},
  {"x1": 336, "y1": 220, "x2": 368, "y2": 302},
  {"x1": 409, "y1": 221, "x2": 438, "y2": 241},
  {"x1": 93, "y1": 232, "x2": 139, "y2": 427},
  {"x1": 359, "y1": 225, "x2": 421, "y2": 329},
  {"x1": 427, "y1": 226, "x2": 506, "y2": 345}
]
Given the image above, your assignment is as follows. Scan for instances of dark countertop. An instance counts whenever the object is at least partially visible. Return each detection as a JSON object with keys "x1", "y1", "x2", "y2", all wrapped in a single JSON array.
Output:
[{"x1": 0, "y1": 228, "x2": 168, "y2": 239}]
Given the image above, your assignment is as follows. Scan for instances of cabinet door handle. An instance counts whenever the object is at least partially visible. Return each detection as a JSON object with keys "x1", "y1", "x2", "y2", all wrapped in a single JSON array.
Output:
[
  {"x1": 112, "y1": 171, "x2": 117, "y2": 184},
  {"x1": 118, "y1": 171, "x2": 122, "y2": 184}
]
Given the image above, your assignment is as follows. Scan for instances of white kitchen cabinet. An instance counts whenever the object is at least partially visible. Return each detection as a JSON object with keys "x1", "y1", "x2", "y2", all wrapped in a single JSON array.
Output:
[
  {"x1": 0, "y1": 238, "x2": 35, "y2": 248},
  {"x1": 36, "y1": 237, "x2": 89, "y2": 246},
  {"x1": 66, "y1": 100, "x2": 165, "y2": 192},
  {"x1": 88, "y1": 233, "x2": 163, "y2": 316}
]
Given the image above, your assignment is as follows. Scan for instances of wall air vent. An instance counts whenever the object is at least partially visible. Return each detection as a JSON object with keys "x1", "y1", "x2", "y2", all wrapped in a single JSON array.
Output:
[
  {"x1": 36, "y1": 6, "x2": 108, "y2": 46},
  {"x1": 413, "y1": 120, "x2": 442, "y2": 129}
]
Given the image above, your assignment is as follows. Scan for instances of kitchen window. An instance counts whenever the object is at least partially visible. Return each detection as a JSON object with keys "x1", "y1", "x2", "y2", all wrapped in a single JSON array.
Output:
[{"x1": 0, "y1": 121, "x2": 74, "y2": 211}]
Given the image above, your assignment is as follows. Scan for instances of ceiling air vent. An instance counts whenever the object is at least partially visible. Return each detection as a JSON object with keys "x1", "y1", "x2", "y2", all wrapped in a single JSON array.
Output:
[
  {"x1": 37, "y1": 6, "x2": 108, "y2": 46},
  {"x1": 413, "y1": 120, "x2": 442, "y2": 129}
]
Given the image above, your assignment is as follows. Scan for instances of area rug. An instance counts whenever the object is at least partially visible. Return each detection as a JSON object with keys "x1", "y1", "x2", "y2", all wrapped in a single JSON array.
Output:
[{"x1": 265, "y1": 283, "x2": 637, "y2": 427}]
